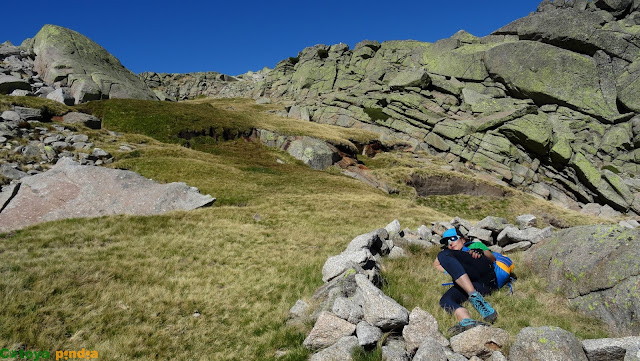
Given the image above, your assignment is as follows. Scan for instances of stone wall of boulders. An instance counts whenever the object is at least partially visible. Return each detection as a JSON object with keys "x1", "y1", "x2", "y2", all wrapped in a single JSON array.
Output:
[
  {"x1": 287, "y1": 218, "x2": 640, "y2": 360},
  {"x1": 141, "y1": 1, "x2": 640, "y2": 218}
]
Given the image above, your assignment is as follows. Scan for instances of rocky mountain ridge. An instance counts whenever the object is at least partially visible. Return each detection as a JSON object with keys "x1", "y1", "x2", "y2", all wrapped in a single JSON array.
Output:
[
  {"x1": 140, "y1": 0, "x2": 640, "y2": 218},
  {"x1": 5, "y1": 2, "x2": 640, "y2": 219}
]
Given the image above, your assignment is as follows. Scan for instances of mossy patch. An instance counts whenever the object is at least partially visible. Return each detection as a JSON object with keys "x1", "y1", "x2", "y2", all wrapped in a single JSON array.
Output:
[{"x1": 363, "y1": 107, "x2": 391, "y2": 122}]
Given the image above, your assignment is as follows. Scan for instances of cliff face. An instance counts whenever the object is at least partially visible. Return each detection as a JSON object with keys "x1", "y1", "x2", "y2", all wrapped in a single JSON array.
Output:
[{"x1": 142, "y1": 1, "x2": 640, "y2": 216}]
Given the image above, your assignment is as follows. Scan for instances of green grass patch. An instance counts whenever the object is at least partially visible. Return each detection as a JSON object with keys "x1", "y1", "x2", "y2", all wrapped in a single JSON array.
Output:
[
  {"x1": 352, "y1": 346, "x2": 382, "y2": 361},
  {"x1": 0, "y1": 94, "x2": 72, "y2": 116},
  {"x1": 363, "y1": 107, "x2": 390, "y2": 122},
  {"x1": 76, "y1": 98, "x2": 381, "y2": 152},
  {"x1": 417, "y1": 194, "x2": 512, "y2": 221}
]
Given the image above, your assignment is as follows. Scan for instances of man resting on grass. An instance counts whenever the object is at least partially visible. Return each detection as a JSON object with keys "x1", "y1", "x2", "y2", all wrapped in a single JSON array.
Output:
[{"x1": 433, "y1": 228, "x2": 498, "y2": 336}]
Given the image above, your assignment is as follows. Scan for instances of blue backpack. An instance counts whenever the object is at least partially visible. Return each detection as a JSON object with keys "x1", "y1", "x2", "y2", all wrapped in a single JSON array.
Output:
[{"x1": 452, "y1": 245, "x2": 515, "y2": 292}]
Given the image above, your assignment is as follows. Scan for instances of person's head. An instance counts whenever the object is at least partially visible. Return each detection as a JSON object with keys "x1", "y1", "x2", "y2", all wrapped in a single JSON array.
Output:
[{"x1": 440, "y1": 228, "x2": 464, "y2": 250}]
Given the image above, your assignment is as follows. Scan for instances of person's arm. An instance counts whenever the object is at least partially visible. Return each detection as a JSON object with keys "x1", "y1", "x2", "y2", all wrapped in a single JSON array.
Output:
[
  {"x1": 433, "y1": 257, "x2": 445, "y2": 273},
  {"x1": 484, "y1": 250, "x2": 496, "y2": 263}
]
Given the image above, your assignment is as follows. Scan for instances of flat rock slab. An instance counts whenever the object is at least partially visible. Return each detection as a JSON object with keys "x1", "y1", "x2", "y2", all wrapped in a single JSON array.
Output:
[{"x1": 0, "y1": 158, "x2": 215, "y2": 232}]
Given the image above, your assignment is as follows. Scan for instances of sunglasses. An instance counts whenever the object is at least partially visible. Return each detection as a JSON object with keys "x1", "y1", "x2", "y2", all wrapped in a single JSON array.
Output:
[{"x1": 442, "y1": 235, "x2": 459, "y2": 245}]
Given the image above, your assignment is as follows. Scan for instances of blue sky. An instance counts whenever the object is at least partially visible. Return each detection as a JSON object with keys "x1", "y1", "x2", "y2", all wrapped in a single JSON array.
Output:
[{"x1": 4, "y1": 0, "x2": 542, "y2": 76}]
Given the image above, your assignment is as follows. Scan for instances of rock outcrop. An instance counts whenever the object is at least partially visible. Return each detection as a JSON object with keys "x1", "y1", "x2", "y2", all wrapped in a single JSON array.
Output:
[
  {"x1": 141, "y1": 1, "x2": 640, "y2": 218},
  {"x1": 31, "y1": 25, "x2": 156, "y2": 102},
  {"x1": 0, "y1": 25, "x2": 156, "y2": 104},
  {"x1": 0, "y1": 158, "x2": 215, "y2": 232},
  {"x1": 523, "y1": 225, "x2": 640, "y2": 337}
]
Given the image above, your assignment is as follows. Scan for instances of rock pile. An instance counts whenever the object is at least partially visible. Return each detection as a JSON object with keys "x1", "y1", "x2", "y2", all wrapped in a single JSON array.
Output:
[
  {"x1": 0, "y1": 106, "x2": 112, "y2": 182},
  {"x1": 289, "y1": 219, "x2": 640, "y2": 360},
  {"x1": 0, "y1": 40, "x2": 53, "y2": 99}
]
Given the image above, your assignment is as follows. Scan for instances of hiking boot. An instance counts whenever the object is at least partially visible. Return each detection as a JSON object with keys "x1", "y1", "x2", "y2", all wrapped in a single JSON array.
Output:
[
  {"x1": 469, "y1": 292, "x2": 498, "y2": 323},
  {"x1": 447, "y1": 318, "x2": 489, "y2": 337}
]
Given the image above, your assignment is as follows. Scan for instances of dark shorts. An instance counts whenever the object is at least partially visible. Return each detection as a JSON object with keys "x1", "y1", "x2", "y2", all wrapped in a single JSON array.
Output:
[{"x1": 437, "y1": 249, "x2": 497, "y2": 313}]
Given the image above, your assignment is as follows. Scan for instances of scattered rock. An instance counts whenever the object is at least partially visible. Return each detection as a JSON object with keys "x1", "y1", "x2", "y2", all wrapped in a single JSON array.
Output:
[
  {"x1": 450, "y1": 326, "x2": 509, "y2": 359},
  {"x1": 309, "y1": 336, "x2": 358, "y2": 361},
  {"x1": 355, "y1": 274, "x2": 409, "y2": 330},
  {"x1": 356, "y1": 321, "x2": 383, "y2": 347},
  {"x1": 413, "y1": 337, "x2": 448, "y2": 361},
  {"x1": 303, "y1": 312, "x2": 356, "y2": 350},
  {"x1": 509, "y1": 326, "x2": 588, "y2": 361},
  {"x1": 402, "y1": 307, "x2": 449, "y2": 354},
  {"x1": 62, "y1": 112, "x2": 102, "y2": 129}
]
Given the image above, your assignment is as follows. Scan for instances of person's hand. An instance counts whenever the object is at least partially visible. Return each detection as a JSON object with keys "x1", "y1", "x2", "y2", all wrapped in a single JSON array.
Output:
[{"x1": 469, "y1": 249, "x2": 483, "y2": 259}]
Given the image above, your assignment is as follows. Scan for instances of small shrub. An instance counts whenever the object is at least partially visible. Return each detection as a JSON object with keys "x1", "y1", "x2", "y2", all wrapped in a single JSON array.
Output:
[
  {"x1": 602, "y1": 165, "x2": 621, "y2": 174},
  {"x1": 317, "y1": 49, "x2": 329, "y2": 59},
  {"x1": 288, "y1": 56, "x2": 300, "y2": 65},
  {"x1": 352, "y1": 346, "x2": 382, "y2": 361}
]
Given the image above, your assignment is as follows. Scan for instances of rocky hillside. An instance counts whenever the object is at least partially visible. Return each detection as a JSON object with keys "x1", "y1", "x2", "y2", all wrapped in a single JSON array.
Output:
[
  {"x1": 1, "y1": 24, "x2": 156, "y2": 103},
  {"x1": 142, "y1": 0, "x2": 640, "y2": 218}
]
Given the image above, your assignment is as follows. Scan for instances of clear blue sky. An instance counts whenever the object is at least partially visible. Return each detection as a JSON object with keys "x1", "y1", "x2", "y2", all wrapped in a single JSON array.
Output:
[{"x1": 4, "y1": 0, "x2": 542, "y2": 76}]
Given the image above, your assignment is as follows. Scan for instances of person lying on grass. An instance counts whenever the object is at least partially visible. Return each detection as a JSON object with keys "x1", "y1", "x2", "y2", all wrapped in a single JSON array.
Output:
[{"x1": 433, "y1": 228, "x2": 498, "y2": 336}]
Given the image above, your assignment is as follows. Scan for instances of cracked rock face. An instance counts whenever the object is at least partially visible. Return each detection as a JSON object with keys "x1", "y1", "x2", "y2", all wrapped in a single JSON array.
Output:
[
  {"x1": 523, "y1": 225, "x2": 640, "y2": 336},
  {"x1": 0, "y1": 158, "x2": 215, "y2": 232}
]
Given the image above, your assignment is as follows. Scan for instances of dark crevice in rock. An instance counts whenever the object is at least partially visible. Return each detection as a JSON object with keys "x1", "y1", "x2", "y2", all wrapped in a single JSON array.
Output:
[
  {"x1": 177, "y1": 127, "x2": 254, "y2": 142},
  {"x1": 0, "y1": 183, "x2": 20, "y2": 213},
  {"x1": 518, "y1": 34, "x2": 604, "y2": 58},
  {"x1": 407, "y1": 174, "x2": 509, "y2": 198}
]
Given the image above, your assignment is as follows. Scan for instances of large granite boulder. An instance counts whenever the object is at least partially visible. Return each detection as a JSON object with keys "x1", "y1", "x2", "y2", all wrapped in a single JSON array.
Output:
[
  {"x1": 0, "y1": 158, "x2": 215, "y2": 232},
  {"x1": 286, "y1": 137, "x2": 342, "y2": 170},
  {"x1": 523, "y1": 225, "x2": 640, "y2": 336},
  {"x1": 421, "y1": 39, "x2": 492, "y2": 81},
  {"x1": 484, "y1": 41, "x2": 620, "y2": 121},
  {"x1": 31, "y1": 24, "x2": 156, "y2": 102},
  {"x1": 355, "y1": 274, "x2": 409, "y2": 330},
  {"x1": 494, "y1": 7, "x2": 640, "y2": 61},
  {"x1": 499, "y1": 113, "x2": 553, "y2": 155},
  {"x1": 509, "y1": 326, "x2": 588, "y2": 361}
]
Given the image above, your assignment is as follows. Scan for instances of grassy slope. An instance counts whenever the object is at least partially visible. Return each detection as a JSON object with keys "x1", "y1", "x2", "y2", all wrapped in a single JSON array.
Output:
[{"x1": 0, "y1": 98, "x2": 609, "y2": 360}]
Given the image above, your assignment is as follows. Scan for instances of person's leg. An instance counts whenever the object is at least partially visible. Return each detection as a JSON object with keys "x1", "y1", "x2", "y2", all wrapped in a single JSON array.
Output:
[
  {"x1": 441, "y1": 285, "x2": 489, "y2": 336},
  {"x1": 453, "y1": 307, "x2": 472, "y2": 322},
  {"x1": 453, "y1": 273, "x2": 476, "y2": 294},
  {"x1": 439, "y1": 285, "x2": 467, "y2": 316},
  {"x1": 437, "y1": 250, "x2": 467, "y2": 281},
  {"x1": 468, "y1": 281, "x2": 498, "y2": 323},
  {"x1": 438, "y1": 251, "x2": 478, "y2": 294},
  {"x1": 438, "y1": 250, "x2": 498, "y2": 323}
]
